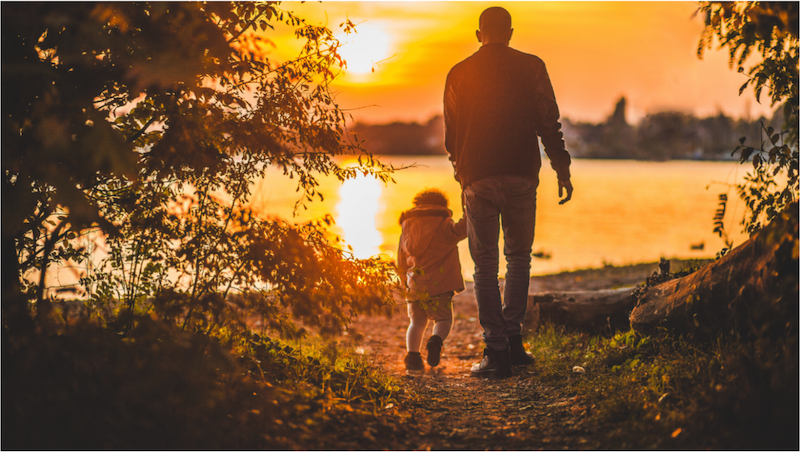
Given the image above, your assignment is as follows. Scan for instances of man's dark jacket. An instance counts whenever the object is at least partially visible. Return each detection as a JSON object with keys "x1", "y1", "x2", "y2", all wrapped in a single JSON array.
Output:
[{"x1": 444, "y1": 43, "x2": 571, "y2": 187}]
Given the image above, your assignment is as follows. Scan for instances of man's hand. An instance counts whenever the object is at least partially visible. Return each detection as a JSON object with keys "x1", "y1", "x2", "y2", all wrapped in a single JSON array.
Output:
[{"x1": 558, "y1": 179, "x2": 573, "y2": 205}]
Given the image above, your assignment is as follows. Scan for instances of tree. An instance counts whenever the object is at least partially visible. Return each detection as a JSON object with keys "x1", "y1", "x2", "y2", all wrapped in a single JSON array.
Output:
[
  {"x1": 636, "y1": 111, "x2": 699, "y2": 160},
  {"x1": 697, "y1": 2, "x2": 799, "y2": 235},
  {"x1": 2, "y1": 2, "x2": 397, "y2": 336}
]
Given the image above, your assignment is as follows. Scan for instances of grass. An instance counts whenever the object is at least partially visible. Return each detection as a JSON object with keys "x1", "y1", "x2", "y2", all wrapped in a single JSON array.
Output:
[
  {"x1": 2, "y1": 316, "x2": 407, "y2": 450},
  {"x1": 231, "y1": 330, "x2": 403, "y2": 412},
  {"x1": 5, "y1": 276, "x2": 796, "y2": 450},
  {"x1": 528, "y1": 325, "x2": 799, "y2": 449}
]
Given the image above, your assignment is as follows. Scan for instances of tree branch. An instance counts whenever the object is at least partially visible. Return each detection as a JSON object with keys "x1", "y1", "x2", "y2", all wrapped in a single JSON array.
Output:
[{"x1": 127, "y1": 116, "x2": 158, "y2": 144}]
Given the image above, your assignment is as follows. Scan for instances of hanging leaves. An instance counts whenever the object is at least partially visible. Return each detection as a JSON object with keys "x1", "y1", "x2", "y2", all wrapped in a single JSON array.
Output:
[
  {"x1": 698, "y1": 2, "x2": 798, "y2": 236},
  {"x1": 713, "y1": 194, "x2": 728, "y2": 238}
]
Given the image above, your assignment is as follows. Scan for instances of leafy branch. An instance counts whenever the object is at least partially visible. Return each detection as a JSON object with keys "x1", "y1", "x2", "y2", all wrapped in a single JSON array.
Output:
[{"x1": 697, "y1": 1, "x2": 798, "y2": 237}]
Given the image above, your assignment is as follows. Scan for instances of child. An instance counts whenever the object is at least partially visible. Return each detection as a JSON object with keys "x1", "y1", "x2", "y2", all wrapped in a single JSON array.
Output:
[{"x1": 397, "y1": 188, "x2": 468, "y2": 372}]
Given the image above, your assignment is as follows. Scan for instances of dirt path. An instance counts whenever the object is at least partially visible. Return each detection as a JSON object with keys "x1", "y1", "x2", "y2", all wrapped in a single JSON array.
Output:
[{"x1": 345, "y1": 264, "x2": 662, "y2": 450}]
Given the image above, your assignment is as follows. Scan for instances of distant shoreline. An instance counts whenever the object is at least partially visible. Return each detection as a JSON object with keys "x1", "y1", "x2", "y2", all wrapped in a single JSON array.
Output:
[
  {"x1": 461, "y1": 258, "x2": 713, "y2": 292},
  {"x1": 369, "y1": 153, "x2": 739, "y2": 162}
]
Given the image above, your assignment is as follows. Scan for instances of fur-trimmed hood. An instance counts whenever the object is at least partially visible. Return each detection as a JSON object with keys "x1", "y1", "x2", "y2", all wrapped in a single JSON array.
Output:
[
  {"x1": 398, "y1": 204, "x2": 452, "y2": 225},
  {"x1": 398, "y1": 204, "x2": 452, "y2": 258}
]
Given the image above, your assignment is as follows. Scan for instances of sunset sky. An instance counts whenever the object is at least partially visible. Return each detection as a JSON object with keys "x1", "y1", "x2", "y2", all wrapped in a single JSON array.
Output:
[{"x1": 268, "y1": 1, "x2": 775, "y2": 125}]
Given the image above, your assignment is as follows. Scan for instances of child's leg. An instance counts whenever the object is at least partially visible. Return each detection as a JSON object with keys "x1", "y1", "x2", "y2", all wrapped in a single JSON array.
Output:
[
  {"x1": 432, "y1": 318, "x2": 453, "y2": 340},
  {"x1": 430, "y1": 295, "x2": 455, "y2": 341},
  {"x1": 406, "y1": 302, "x2": 430, "y2": 353},
  {"x1": 425, "y1": 294, "x2": 455, "y2": 367}
]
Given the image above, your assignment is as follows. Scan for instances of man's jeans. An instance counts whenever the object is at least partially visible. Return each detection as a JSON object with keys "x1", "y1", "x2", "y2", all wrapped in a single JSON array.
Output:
[{"x1": 464, "y1": 175, "x2": 538, "y2": 351}]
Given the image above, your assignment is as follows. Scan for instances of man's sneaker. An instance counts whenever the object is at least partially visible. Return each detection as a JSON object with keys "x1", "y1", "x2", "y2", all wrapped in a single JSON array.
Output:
[
  {"x1": 404, "y1": 352, "x2": 424, "y2": 372},
  {"x1": 508, "y1": 334, "x2": 535, "y2": 367},
  {"x1": 426, "y1": 335, "x2": 443, "y2": 367},
  {"x1": 470, "y1": 346, "x2": 512, "y2": 379}
]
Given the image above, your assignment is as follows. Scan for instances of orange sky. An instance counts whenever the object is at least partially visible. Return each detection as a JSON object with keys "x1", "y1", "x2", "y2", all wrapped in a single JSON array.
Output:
[{"x1": 269, "y1": 1, "x2": 775, "y2": 125}]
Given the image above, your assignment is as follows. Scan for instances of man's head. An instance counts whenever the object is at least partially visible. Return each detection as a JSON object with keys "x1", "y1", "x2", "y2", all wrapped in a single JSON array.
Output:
[{"x1": 477, "y1": 7, "x2": 513, "y2": 45}]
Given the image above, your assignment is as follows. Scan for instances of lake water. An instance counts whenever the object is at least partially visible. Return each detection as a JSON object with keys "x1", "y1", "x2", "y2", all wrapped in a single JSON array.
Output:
[{"x1": 249, "y1": 156, "x2": 752, "y2": 279}]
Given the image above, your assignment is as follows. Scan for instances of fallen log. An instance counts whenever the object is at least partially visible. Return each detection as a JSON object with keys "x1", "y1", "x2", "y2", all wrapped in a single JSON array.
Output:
[
  {"x1": 629, "y1": 204, "x2": 799, "y2": 337},
  {"x1": 524, "y1": 287, "x2": 637, "y2": 333}
]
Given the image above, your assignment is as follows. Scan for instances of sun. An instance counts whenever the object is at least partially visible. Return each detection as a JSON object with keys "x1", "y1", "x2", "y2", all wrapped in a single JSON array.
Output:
[{"x1": 335, "y1": 23, "x2": 391, "y2": 75}]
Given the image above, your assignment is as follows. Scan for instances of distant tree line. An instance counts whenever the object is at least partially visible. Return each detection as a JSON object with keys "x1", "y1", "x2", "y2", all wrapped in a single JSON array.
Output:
[
  {"x1": 562, "y1": 97, "x2": 786, "y2": 160},
  {"x1": 351, "y1": 116, "x2": 445, "y2": 155},
  {"x1": 351, "y1": 97, "x2": 784, "y2": 161}
]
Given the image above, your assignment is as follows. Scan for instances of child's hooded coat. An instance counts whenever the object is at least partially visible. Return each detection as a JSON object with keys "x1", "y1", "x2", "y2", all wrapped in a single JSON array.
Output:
[{"x1": 397, "y1": 204, "x2": 468, "y2": 300}]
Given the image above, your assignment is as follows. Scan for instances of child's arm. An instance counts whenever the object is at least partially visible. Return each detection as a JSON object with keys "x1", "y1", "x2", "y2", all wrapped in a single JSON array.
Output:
[
  {"x1": 453, "y1": 216, "x2": 467, "y2": 240},
  {"x1": 396, "y1": 235, "x2": 409, "y2": 288},
  {"x1": 441, "y1": 216, "x2": 468, "y2": 245}
]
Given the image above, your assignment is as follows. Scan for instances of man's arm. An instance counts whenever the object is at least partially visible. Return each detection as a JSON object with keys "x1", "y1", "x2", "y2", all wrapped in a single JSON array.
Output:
[
  {"x1": 531, "y1": 61, "x2": 573, "y2": 203},
  {"x1": 443, "y1": 71, "x2": 461, "y2": 183},
  {"x1": 558, "y1": 179, "x2": 573, "y2": 204}
]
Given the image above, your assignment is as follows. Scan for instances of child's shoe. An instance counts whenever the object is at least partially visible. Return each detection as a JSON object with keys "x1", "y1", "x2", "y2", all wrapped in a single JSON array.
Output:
[
  {"x1": 404, "y1": 352, "x2": 424, "y2": 372},
  {"x1": 425, "y1": 335, "x2": 443, "y2": 367}
]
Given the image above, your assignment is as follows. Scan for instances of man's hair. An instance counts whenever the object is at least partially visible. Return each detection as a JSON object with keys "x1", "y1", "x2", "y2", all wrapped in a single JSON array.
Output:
[
  {"x1": 479, "y1": 6, "x2": 512, "y2": 36},
  {"x1": 413, "y1": 188, "x2": 449, "y2": 207}
]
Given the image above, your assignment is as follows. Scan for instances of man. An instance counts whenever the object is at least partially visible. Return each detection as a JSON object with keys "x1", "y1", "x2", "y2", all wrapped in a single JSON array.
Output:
[{"x1": 444, "y1": 6, "x2": 573, "y2": 379}]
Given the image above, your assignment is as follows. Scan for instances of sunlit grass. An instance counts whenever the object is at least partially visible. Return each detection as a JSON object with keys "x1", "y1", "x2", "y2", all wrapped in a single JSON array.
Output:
[
  {"x1": 527, "y1": 325, "x2": 798, "y2": 449},
  {"x1": 232, "y1": 331, "x2": 402, "y2": 412}
]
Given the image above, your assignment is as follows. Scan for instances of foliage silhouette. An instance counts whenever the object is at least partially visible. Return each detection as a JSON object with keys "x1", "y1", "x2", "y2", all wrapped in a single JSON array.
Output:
[
  {"x1": 698, "y1": 1, "x2": 799, "y2": 235},
  {"x1": 3, "y1": 2, "x2": 400, "y2": 336},
  {"x1": 3, "y1": 3, "x2": 408, "y2": 448}
]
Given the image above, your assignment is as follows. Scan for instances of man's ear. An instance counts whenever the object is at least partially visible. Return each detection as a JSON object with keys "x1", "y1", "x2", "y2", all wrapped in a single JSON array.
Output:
[
  {"x1": 508, "y1": 28, "x2": 514, "y2": 42},
  {"x1": 476, "y1": 30, "x2": 482, "y2": 43}
]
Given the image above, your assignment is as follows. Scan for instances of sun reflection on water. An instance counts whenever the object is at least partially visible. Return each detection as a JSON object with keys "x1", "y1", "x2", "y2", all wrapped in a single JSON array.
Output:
[{"x1": 337, "y1": 173, "x2": 383, "y2": 259}]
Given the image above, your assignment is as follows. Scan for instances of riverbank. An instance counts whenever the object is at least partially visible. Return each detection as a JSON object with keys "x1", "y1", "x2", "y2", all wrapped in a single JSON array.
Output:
[
  {"x1": 344, "y1": 259, "x2": 709, "y2": 370},
  {"x1": 5, "y1": 259, "x2": 794, "y2": 449},
  {"x1": 339, "y1": 258, "x2": 796, "y2": 450}
]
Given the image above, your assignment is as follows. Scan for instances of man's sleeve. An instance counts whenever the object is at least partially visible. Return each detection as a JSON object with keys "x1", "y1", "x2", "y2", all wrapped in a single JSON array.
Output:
[
  {"x1": 532, "y1": 63, "x2": 571, "y2": 181},
  {"x1": 443, "y1": 71, "x2": 460, "y2": 180}
]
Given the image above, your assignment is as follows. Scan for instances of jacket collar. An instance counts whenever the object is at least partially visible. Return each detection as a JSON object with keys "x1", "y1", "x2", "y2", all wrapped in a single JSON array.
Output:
[{"x1": 399, "y1": 204, "x2": 452, "y2": 225}]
